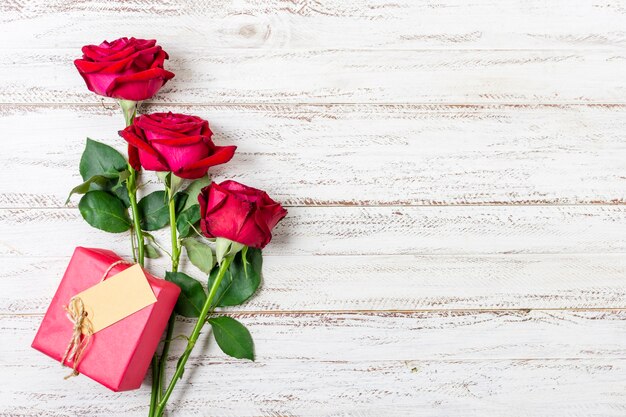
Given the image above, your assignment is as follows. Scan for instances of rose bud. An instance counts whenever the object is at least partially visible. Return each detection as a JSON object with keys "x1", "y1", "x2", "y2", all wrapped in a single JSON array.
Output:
[
  {"x1": 198, "y1": 181, "x2": 287, "y2": 249},
  {"x1": 119, "y1": 112, "x2": 236, "y2": 179},
  {"x1": 74, "y1": 37, "x2": 175, "y2": 101}
]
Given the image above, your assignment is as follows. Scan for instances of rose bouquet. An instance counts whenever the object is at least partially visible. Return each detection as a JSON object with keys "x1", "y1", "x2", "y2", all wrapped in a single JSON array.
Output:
[{"x1": 59, "y1": 37, "x2": 286, "y2": 416}]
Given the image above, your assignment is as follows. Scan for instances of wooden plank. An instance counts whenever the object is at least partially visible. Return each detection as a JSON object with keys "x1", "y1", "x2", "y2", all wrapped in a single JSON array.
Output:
[
  {"x1": 4, "y1": 205, "x2": 626, "y2": 257},
  {"x1": 3, "y1": 314, "x2": 626, "y2": 416},
  {"x1": 5, "y1": 310, "x2": 626, "y2": 361},
  {"x1": 2, "y1": 2, "x2": 624, "y2": 416},
  {"x1": 2, "y1": 49, "x2": 626, "y2": 104},
  {"x1": 3, "y1": 1, "x2": 626, "y2": 50},
  {"x1": 1, "y1": 103, "x2": 625, "y2": 208},
  {"x1": 1, "y1": 205, "x2": 625, "y2": 258},
  {"x1": 2, "y1": 254, "x2": 626, "y2": 314},
  {"x1": 4, "y1": 360, "x2": 626, "y2": 417}
]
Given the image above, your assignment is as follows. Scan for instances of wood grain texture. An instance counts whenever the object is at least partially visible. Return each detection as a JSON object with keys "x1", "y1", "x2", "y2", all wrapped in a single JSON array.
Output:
[
  {"x1": 3, "y1": 314, "x2": 626, "y2": 416},
  {"x1": 1, "y1": 205, "x2": 625, "y2": 258},
  {"x1": 5, "y1": 311, "x2": 626, "y2": 362},
  {"x1": 4, "y1": 359, "x2": 626, "y2": 417},
  {"x1": 1, "y1": 103, "x2": 624, "y2": 208},
  {"x1": 2, "y1": 49, "x2": 626, "y2": 104},
  {"x1": 3, "y1": 0, "x2": 626, "y2": 50},
  {"x1": 3, "y1": 254, "x2": 626, "y2": 314},
  {"x1": 2, "y1": 0, "x2": 625, "y2": 415}
]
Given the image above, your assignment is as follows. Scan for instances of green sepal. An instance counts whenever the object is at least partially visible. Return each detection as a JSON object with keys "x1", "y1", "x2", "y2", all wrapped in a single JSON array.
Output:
[
  {"x1": 182, "y1": 238, "x2": 215, "y2": 274},
  {"x1": 157, "y1": 172, "x2": 185, "y2": 196},
  {"x1": 215, "y1": 237, "x2": 245, "y2": 264},
  {"x1": 119, "y1": 100, "x2": 138, "y2": 126}
]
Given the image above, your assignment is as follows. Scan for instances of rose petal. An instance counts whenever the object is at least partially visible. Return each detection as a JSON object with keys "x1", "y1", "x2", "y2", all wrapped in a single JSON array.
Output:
[
  {"x1": 119, "y1": 125, "x2": 169, "y2": 171},
  {"x1": 128, "y1": 144, "x2": 141, "y2": 171},
  {"x1": 119, "y1": 126, "x2": 159, "y2": 157},
  {"x1": 152, "y1": 139, "x2": 209, "y2": 176},
  {"x1": 204, "y1": 196, "x2": 253, "y2": 245},
  {"x1": 175, "y1": 145, "x2": 237, "y2": 179},
  {"x1": 105, "y1": 67, "x2": 175, "y2": 101},
  {"x1": 137, "y1": 113, "x2": 204, "y2": 139},
  {"x1": 138, "y1": 149, "x2": 169, "y2": 172}
]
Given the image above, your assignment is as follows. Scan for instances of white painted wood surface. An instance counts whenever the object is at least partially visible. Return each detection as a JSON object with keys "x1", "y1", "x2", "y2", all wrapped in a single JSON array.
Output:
[
  {"x1": 2, "y1": 104, "x2": 626, "y2": 206},
  {"x1": 1, "y1": 1, "x2": 625, "y2": 416}
]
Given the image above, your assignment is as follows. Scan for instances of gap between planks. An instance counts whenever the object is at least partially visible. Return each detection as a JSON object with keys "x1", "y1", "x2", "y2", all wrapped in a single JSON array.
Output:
[
  {"x1": 6, "y1": 307, "x2": 626, "y2": 318},
  {"x1": 6, "y1": 203, "x2": 625, "y2": 210},
  {"x1": 6, "y1": 102, "x2": 624, "y2": 207},
  {"x1": 5, "y1": 101, "x2": 626, "y2": 107}
]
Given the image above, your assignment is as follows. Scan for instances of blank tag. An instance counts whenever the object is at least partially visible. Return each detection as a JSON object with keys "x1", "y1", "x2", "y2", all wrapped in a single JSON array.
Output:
[{"x1": 73, "y1": 264, "x2": 157, "y2": 334}]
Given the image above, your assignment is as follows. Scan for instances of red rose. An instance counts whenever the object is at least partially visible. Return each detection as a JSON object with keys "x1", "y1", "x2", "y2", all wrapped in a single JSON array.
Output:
[
  {"x1": 199, "y1": 181, "x2": 287, "y2": 249},
  {"x1": 119, "y1": 112, "x2": 236, "y2": 179},
  {"x1": 74, "y1": 37, "x2": 175, "y2": 101}
]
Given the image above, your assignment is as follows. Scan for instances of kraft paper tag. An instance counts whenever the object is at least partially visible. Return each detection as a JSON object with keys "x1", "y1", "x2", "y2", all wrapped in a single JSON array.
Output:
[{"x1": 73, "y1": 264, "x2": 157, "y2": 334}]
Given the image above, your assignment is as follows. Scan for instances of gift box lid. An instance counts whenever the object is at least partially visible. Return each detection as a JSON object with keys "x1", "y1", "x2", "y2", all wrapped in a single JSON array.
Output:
[{"x1": 32, "y1": 247, "x2": 180, "y2": 391}]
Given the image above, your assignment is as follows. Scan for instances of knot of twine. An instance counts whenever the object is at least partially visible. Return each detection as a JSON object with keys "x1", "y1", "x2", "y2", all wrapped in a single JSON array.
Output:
[{"x1": 60, "y1": 259, "x2": 132, "y2": 379}]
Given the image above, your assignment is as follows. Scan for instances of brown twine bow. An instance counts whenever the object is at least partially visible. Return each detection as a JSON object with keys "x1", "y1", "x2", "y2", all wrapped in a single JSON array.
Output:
[{"x1": 60, "y1": 259, "x2": 132, "y2": 379}]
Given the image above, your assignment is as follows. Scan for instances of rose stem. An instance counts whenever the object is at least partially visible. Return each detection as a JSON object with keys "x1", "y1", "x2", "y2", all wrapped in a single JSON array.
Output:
[
  {"x1": 119, "y1": 100, "x2": 146, "y2": 266},
  {"x1": 127, "y1": 168, "x2": 145, "y2": 266},
  {"x1": 155, "y1": 256, "x2": 234, "y2": 417},
  {"x1": 156, "y1": 180, "x2": 180, "y2": 400},
  {"x1": 134, "y1": 167, "x2": 157, "y2": 417},
  {"x1": 119, "y1": 100, "x2": 153, "y2": 416},
  {"x1": 130, "y1": 224, "x2": 137, "y2": 263}
]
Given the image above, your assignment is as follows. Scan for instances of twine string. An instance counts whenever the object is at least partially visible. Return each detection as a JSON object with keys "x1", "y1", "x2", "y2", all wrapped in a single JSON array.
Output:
[
  {"x1": 60, "y1": 297, "x2": 93, "y2": 379},
  {"x1": 99, "y1": 260, "x2": 131, "y2": 283},
  {"x1": 60, "y1": 259, "x2": 133, "y2": 379}
]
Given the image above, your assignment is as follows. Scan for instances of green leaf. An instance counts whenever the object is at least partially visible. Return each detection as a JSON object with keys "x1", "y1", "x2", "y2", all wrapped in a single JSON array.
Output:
[
  {"x1": 137, "y1": 191, "x2": 168, "y2": 231},
  {"x1": 137, "y1": 191, "x2": 186, "y2": 231},
  {"x1": 176, "y1": 205, "x2": 201, "y2": 238},
  {"x1": 181, "y1": 176, "x2": 211, "y2": 212},
  {"x1": 142, "y1": 232, "x2": 167, "y2": 257},
  {"x1": 116, "y1": 169, "x2": 131, "y2": 184},
  {"x1": 144, "y1": 244, "x2": 161, "y2": 259},
  {"x1": 66, "y1": 173, "x2": 120, "y2": 204},
  {"x1": 173, "y1": 192, "x2": 189, "y2": 215},
  {"x1": 174, "y1": 192, "x2": 187, "y2": 212},
  {"x1": 112, "y1": 183, "x2": 131, "y2": 208},
  {"x1": 165, "y1": 272, "x2": 207, "y2": 318},
  {"x1": 182, "y1": 238, "x2": 215, "y2": 274},
  {"x1": 78, "y1": 190, "x2": 131, "y2": 233},
  {"x1": 172, "y1": 175, "x2": 210, "y2": 236},
  {"x1": 79, "y1": 138, "x2": 127, "y2": 181},
  {"x1": 208, "y1": 316, "x2": 254, "y2": 361},
  {"x1": 208, "y1": 247, "x2": 262, "y2": 307},
  {"x1": 71, "y1": 139, "x2": 132, "y2": 207}
]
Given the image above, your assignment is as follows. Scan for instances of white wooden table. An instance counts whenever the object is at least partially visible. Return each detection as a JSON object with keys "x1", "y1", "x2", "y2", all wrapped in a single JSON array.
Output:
[{"x1": 1, "y1": 1, "x2": 625, "y2": 416}]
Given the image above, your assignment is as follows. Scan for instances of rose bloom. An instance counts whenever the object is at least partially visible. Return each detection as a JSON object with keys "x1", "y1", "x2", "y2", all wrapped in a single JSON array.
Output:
[
  {"x1": 119, "y1": 113, "x2": 236, "y2": 179},
  {"x1": 199, "y1": 181, "x2": 287, "y2": 249},
  {"x1": 74, "y1": 37, "x2": 174, "y2": 101}
]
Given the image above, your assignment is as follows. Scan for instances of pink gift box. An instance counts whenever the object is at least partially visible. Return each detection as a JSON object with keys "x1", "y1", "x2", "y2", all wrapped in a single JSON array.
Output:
[{"x1": 32, "y1": 247, "x2": 180, "y2": 391}]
